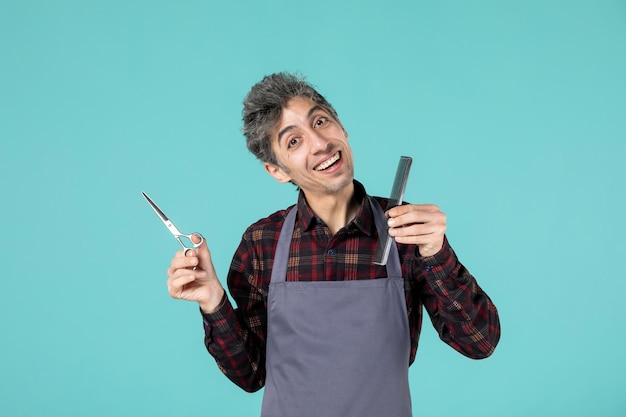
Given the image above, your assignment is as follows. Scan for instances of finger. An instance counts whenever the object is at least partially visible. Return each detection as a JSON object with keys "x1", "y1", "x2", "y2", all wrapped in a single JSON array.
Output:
[
  {"x1": 167, "y1": 274, "x2": 197, "y2": 298},
  {"x1": 168, "y1": 254, "x2": 201, "y2": 277},
  {"x1": 387, "y1": 204, "x2": 440, "y2": 218},
  {"x1": 192, "y1": 234, "x2": 215, "y2": 273},
  {"x1": 389, "y1": 222, "x2": 441, "y2": 238},
  {"x1": 169, "y1": 266, "x2": 208, "y2": 281},
  {"x1": 389, "y1": 211, "x2": 445, "y2": 229},
  {"x1": 394, "y1": 234, "x2": 439, "y2": 246},
  {"x1": 389, "y1": 223, "x2": 446, "y2": 251},
  {"x1": 183, "y1": 233, "x2": 204, "y2": 257},
  {"x1": 168, "y1": 267, "x2": 209, "y2": 287},
  {"x1": 391, "y1": 226, "x2": 443, "y2": 243}
]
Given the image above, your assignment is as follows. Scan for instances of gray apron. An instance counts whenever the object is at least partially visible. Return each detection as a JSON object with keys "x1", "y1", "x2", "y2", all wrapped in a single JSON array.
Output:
[{"x1": 260, "y1": 197, "x2": 412, "y2": 417}]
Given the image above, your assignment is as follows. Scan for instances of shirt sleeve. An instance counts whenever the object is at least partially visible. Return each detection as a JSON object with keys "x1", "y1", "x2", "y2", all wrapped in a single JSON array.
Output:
[
  {"x1": 200, "y1": 237, "x2": 268, "y2": 393},
  {"x1": 415, "y1": 236, "x2": 501, "y2": 359}
]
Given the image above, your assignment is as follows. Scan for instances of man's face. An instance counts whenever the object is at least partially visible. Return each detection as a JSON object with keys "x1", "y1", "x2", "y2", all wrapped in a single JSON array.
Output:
[{"x1": 264, "y1": 97, "x2": 354, "y2": 199}]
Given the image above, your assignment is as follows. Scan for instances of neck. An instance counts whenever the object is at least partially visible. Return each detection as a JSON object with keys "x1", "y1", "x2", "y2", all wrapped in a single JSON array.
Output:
[{"x1": 304, "y1": 182, "x2": 359, "y2": 234}]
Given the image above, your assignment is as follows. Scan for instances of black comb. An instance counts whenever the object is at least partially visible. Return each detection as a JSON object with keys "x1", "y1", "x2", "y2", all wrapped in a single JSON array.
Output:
[{"x1": 373, "y1": 156, "x2": 413, "y2": 265}]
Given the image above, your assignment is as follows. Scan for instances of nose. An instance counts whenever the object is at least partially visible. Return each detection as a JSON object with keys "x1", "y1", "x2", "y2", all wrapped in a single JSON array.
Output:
[{"x1": 309, "y1": 130, "x2": 331, "y2": 153}]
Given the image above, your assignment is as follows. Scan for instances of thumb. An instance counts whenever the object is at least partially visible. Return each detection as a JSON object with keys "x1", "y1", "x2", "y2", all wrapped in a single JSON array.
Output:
[
  {"x1": 188, "y1": 233, "x2": 213, "y2": 271},
  {"x1": 190, "y1": 232, "x2": 204, "y2": 246}
]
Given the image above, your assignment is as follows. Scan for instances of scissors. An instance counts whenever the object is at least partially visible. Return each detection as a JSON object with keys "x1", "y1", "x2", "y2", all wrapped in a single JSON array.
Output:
[{"x1": 142, "y1": 192, "x2": 204, "y2": 255}]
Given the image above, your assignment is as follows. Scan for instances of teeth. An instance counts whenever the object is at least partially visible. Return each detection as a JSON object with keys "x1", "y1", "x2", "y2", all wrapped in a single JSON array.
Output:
[{"x1": 315, "y1": 153, "x2": 340, "y2": 171}]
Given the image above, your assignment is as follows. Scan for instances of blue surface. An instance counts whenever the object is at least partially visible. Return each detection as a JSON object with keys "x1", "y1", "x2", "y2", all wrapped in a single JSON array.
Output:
[{"x1": 1, "y1": 1, "x2": 625, "y2": 416}]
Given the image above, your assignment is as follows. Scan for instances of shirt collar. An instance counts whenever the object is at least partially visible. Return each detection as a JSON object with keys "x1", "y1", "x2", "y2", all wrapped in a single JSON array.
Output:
[{"x1": 295, "y1": 180, "x2": 376, "y2": 236}]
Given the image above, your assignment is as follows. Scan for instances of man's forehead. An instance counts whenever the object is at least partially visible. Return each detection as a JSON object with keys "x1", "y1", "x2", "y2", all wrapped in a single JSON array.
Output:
[
  {"x1": 280, "y1": 97, "x2": 331, "y2": 124},
  {"x1": 272, "y1": 98, "x2": 322, "y2": 137}
]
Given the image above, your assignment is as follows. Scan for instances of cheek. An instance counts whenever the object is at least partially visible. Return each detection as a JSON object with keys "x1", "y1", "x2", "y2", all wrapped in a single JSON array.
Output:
[{"x1": 287, "y1": 146, "x2": 309, "y2": 162}]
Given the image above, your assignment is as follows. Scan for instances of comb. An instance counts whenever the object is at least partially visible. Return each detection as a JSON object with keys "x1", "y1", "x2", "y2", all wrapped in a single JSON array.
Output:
[{"x1": 373, "y1": 156, "x2": 413, "y2": 265}]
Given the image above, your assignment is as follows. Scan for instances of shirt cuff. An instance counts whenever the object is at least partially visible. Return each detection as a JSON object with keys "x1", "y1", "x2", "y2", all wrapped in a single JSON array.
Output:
[
  {"x1": 200, "y1": 292, "x2": 229, "y2": 324},
  {"x1": 418, "y1": 235, "x2": 457, "y2": 279}
]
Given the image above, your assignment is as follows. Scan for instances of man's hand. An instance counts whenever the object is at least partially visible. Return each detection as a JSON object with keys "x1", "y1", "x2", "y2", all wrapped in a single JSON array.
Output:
[
  {"x1": 166, "y1": 234, "x2": 225, "y2": 314},
  {"x1": 386, "y1": 204, "x2": 446, "y2": 257}
]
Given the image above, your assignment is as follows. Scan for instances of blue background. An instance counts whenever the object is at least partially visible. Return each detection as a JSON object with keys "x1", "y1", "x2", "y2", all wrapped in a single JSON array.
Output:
[{"x1": 1, "y1": 1, "x2": 625, "y2": 416}]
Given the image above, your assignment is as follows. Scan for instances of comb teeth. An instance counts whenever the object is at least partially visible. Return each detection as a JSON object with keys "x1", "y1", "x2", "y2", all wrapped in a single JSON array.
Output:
[
  {"x1": 388, "y1": 156, "x2": 412, "y2": 207},
  {"x1": 373, "y1": 156, "x2": 413, "y2": 266}
]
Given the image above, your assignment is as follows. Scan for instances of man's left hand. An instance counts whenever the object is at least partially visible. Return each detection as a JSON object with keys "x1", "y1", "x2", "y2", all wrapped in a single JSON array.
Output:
[{"x1": 386, "y1": 204, "x2": 446, "y2": 257}]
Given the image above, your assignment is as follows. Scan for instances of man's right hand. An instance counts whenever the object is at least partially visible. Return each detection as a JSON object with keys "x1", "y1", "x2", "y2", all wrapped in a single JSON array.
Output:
[{"x1": 166, "y1": 233, "x2": 225, "y2": 314}]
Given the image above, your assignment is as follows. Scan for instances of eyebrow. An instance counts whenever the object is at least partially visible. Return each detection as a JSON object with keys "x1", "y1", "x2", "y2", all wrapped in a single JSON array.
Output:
[{"x1": 276, "y1": 104, "x2": 326, "y2": 146}]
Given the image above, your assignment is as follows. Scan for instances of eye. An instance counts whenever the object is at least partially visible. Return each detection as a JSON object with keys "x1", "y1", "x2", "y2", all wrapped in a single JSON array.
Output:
[
  {"x1": 314, "y1": 116, "x2": 328, "y2": 127},
  {"x1": 287, "y1": 137, "x2": 300, "y2": 148}
]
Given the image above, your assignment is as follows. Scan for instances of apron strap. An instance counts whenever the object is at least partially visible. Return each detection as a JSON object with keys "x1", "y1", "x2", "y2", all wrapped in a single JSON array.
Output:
[
  {"x1": 368, "y1": 195, "x2": 403, "y2": 277},
  {"x1": 270, "y1": 206, "x2": 297, "y2": 284}
]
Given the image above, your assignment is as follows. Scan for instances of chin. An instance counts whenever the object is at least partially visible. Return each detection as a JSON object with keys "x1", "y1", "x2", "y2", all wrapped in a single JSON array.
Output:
[{"x1": 325, "y1": 176, "x2": 354, "y2": 194}]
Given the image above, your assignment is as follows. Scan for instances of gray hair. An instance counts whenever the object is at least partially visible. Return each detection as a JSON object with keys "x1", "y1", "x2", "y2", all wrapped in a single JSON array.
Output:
[{"x1": 242, "y1": 72, "x2": 340, "y2": 165}]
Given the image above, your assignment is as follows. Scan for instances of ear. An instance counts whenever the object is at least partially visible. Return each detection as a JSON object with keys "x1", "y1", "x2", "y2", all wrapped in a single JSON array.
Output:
[{"x1": 264, "y1": 162, "x2": 292, "y2": 184}]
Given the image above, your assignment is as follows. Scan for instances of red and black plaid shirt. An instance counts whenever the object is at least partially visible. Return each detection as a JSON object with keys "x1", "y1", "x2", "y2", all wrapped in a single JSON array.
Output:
[{"x1": 202, "y1": 181, "x2": 500, "y2": 392}]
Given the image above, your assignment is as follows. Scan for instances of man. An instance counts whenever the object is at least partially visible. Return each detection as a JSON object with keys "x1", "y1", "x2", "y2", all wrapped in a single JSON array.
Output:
[{"x1": 166, "y1": 72, "x2": 500, "y2": 417}]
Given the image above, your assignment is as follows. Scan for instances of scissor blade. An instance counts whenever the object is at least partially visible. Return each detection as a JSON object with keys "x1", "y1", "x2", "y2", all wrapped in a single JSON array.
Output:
[
  {"x1": 142, "y1": 191, "x2": 187, "y2": 246},
  {"x1": 142, "y1": 192, "x2": 170, "y2": 223}
]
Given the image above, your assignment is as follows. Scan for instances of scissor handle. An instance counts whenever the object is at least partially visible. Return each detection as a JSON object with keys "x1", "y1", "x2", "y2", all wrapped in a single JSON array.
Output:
[{"x1": 177, "y1": 233, "x2": 204, "y2": 256}]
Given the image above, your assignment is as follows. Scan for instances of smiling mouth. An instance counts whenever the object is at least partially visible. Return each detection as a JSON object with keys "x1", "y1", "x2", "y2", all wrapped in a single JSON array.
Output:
[{"x1": 314, "y1": 152, "x2": 341, "y2": 171}]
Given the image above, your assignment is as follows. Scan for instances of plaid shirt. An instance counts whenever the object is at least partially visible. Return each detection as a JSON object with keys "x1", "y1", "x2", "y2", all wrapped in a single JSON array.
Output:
[{"x1": 202, "y1": 181, "x2": 500, "y2": 392}]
